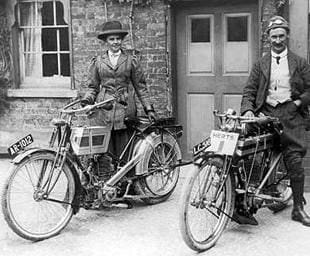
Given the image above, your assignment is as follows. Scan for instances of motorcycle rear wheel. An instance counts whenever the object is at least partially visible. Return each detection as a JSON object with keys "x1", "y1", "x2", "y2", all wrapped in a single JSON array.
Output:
[
  {"x1": 134, "y1": 133, "x2": 181, "y2": 204},
  {"x1": 1, "y1": 152, "x2": 75, "y2": 241},
  {"x1": 267, "y1": 180, "x2": 292, "y2": 213},
  {"x1": 267, "y1": 159, "x2": 292, "y2": 213},
  {"x1": 179, "y1": 158, "x2": 234, "y2": 252}
]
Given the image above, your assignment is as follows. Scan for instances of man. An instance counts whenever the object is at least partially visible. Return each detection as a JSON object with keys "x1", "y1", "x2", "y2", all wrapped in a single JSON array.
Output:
[
  {"x1": 82, "y1": 20, "x2": 157, "y2": 158},
  {"x1": 240, "y1": 16, "x2": 310, "y2": 226}
]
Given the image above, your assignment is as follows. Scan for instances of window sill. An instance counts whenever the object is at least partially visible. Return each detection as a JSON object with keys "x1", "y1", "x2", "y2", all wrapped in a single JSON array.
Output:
[{"x1": 7, "y1": 88, "x2": 78, "y2": 98}]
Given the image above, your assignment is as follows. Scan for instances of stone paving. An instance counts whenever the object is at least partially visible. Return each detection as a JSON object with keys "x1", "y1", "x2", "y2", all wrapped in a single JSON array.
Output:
[{"x1": 0, "y1": 158, "x2": 309, "y2": 256}]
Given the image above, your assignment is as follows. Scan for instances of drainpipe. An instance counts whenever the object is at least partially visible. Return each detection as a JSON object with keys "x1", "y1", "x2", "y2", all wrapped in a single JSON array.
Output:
[
  {"x1": 164, "y1": 3, "x2": 172, "y2": 116},
  {"x1": 276, "y1": 0, "x2": 286, "y2": 16},
  {"x1": 129, "y1": 0, "x2": 135, "y2": 55}
]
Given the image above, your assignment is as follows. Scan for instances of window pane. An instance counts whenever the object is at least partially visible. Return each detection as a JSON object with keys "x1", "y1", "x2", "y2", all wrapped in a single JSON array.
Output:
[
  {"x1": 42, "y1": 54, "x2": 58, "y2": 76},
  {"x1": 42, "y1": 28, "x2": 57, "y2": 51},
  {"x1": 60, "y1": 54, "x2": 70, "y2": 76},
  {"x1": 42, "y1": 1, "x2": 54, "y2": 26},
  {"x1": 191, "y1": 18, "x2": 210, "y2": 43},
  {"x1": 60, "y1": 28, "x2": 69, "y2": 51},
  {"x1": 227, "y1": 16, "x2": 248, "y2": 42},
  {"x1": 56, "y1": 1, "x2": 67, "y2": 25}
]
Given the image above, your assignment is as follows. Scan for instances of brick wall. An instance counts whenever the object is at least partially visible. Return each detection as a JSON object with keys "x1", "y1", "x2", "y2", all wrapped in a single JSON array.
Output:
[
  {"x1": 0, "y1": 0, "x2": 170, "y2": 148},
  {"x1": 71, "y1": 0, "x2": 171, "y2": 116}
]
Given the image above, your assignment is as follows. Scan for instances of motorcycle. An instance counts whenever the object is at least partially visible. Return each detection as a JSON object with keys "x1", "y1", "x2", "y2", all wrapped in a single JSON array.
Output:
[
  {"x1": 2, "y1": 98, "x2": 183, "y2": 241},
  {"x1": 179, "y1": 109, "x2": 292, "y2": 252}
]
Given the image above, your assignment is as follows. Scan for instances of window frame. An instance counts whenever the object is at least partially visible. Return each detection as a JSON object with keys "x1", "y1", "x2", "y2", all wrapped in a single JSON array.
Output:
[{"x1": 9, "y1": 0, "x2": 76, "y2": 98}]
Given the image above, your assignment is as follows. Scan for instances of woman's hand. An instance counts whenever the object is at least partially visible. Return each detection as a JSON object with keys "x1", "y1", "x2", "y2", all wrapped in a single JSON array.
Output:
[
  {"x1": 147, "y1": 110, "x2": 158, "y2": 122},
  {"x1": 243, "y1": 110, "x2": 255, "y2": 118}
]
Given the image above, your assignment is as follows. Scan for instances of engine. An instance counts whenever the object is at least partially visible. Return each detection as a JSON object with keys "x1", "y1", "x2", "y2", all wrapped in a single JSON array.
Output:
[{"x1": 93, "y1": 154, "x2": 117, "y2": 182}]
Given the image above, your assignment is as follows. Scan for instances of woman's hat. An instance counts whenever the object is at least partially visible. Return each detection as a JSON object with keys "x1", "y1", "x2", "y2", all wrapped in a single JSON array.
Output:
[
  {"x1": 266, "y1": 16, "x2": 289, "y2": 34},
  {"x1": 98, "y1": 21, "x2": 128, "y2": 41}
]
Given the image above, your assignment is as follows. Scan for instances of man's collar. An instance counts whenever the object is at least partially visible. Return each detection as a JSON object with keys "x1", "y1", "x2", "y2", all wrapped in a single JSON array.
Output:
[{"x1": 271, "y1": 48, "x2": 288, "y2": 58}]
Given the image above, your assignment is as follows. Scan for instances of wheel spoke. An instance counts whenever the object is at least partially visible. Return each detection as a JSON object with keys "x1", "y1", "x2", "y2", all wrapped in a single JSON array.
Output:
[
  {"x1": 179, "y1": 159, "x2": 234, "y2": 252},
  {"x1": 135, "y1": 134, "x2": 181, "y2": 204},
  {"x1": 3, "y1": 153, "x2": 75, "y2": 241}
]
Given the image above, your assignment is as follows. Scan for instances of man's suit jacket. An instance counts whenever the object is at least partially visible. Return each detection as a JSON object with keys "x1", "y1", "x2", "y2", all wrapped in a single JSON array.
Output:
[
  {"x1": 84, "y1": 50, "x2": 152, "y2": 129},
  {"x1": 240, "y1": 50, "x2": 310, "y2": 124}
]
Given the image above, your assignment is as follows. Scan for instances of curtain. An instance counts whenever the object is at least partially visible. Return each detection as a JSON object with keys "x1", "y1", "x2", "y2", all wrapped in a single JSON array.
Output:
[{"x1": 22, "y1": 1, "x2": 42, "y2": 78}]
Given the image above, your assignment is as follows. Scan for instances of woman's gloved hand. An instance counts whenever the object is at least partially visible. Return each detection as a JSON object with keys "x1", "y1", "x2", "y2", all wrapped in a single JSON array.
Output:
[
  {"x1": 147, "y1": 110, "x2": 158, "y2": 122},
  {"x1": 80, "y1": 98, "x2": 91, "y2": 107}
]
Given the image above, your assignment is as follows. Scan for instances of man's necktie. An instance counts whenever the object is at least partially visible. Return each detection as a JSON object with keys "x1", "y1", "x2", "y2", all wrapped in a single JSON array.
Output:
[{"x1": 275, "y1": 56, "x2": 280, "y2": 64}]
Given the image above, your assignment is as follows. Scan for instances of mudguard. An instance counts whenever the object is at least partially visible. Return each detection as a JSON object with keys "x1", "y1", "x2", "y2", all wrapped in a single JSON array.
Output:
[
  {"x1": 12, "y1": 147, "x2": 83, "y2": 214},
  {"x1": 133, "y1": 131, "x2": 182, "y2": 175},
  {"x1": 132, "y1": 133, "x2": 156, "y2": 175}
]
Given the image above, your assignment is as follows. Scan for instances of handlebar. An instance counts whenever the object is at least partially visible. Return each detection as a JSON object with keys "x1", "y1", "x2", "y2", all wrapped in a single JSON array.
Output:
[
  {"x1": 61, "y1": 98, "x2": 115, "y2": 115},
  {"x1": 213, "y1": 110, "x2": 279, "y2": 124}
]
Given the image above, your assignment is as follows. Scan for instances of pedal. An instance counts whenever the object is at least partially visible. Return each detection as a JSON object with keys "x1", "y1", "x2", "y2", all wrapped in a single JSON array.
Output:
[
  {"x1": 235, "y1": 189, "x2": 246, "y2": 194},
  {"x1": 112, "y1": 200, "x2": 133, "y2": 209},
  {"x1": 232, "y1": 212, "x2": 258, "y2": 225}
]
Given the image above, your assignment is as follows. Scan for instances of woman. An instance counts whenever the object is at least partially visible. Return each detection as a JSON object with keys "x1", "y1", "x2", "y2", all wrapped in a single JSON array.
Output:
[{"x1": 82, "y1": 20, "x2": 157, "y2": 158}]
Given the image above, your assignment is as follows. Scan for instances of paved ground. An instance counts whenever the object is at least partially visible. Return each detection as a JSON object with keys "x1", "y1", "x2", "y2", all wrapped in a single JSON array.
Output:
[{"x1": 0, "y1": 158, "x2": 309, "y2": 256}]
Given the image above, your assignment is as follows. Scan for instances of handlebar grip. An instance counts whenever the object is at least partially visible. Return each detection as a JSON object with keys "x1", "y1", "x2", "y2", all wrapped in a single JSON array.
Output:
[
  {"x1": 118, "y1": 100, "x2": 128, "y2": 106},
  {"x1": 99, "y1": 102, "x2": 113, "y2": 111}
]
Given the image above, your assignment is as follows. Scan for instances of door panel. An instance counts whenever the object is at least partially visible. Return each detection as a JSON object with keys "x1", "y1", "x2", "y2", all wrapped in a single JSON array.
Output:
[
  {"x1": 175, "y1": 0, "x2": 258, "y2": 156},
  {"x1": 187, "y1": 94, "x2": 214, "y2": 150},
  {"x1": 187, "y1": 15, "x2": 214, "y2": 74}
]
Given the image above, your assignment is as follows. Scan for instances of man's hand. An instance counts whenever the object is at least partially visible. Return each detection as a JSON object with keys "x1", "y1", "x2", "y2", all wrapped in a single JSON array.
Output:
[
  {"x1": 293, "y1": 99, "x2": 302, "y2": 107},
  {"x1": 243, "y1": 110, "x2": 255, "y2": 118}
]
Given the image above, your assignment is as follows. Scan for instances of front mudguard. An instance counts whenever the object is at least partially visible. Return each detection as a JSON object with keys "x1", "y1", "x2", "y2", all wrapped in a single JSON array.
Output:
[
  {"x1": 193, "y1": 152, "x2": 224, "y2": 168},
  {"x1": 12, "y1": 147, "x2": 83, "y2": 214}
]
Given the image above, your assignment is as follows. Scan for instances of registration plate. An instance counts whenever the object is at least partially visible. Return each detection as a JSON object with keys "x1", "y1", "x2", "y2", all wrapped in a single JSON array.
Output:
[
  {"x1": 193, "y1": 137, "x2": 211, "y2": 155},
  {"x1": 7, "y1": 134, "x2": 34, "y2": 157},
  {"x1": 193, "y1": 130, "x2": 239, "y2": 156}
]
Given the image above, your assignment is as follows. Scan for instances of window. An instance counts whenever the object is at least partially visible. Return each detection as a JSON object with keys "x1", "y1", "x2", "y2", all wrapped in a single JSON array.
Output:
[
  {"x1": 16, "y1": 0, "x2": 71, "y2": 89},
  {"x1": 191, "y1": 18, "x2": 210, "y2": 43}
]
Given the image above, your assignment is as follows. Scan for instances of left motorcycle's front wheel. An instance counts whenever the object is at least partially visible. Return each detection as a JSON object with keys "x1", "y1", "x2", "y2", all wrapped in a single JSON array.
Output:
[{"x1": 1, "y1": 152, "x2": 75, "y2": 241}]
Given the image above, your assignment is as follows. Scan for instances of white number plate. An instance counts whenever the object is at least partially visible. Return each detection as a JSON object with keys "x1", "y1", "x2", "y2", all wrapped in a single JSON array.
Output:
[{"x1": 206, "y1": 130, "x2": 239, "y2": 156}]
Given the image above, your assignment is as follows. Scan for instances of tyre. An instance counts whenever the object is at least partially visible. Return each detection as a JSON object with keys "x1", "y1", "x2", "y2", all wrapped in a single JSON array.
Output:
[
  {"x1": 1, "y1": 152, "x2": 76, "y2": 241},
  {"x1": 179, "y1": 158, "x2": 235, "y2": 252},
  {"x1": 267, "y1": 158, "x2": 292, "y2": 213},
  {"x1": 134, "y1": 132, "x2": 181, "y2": 204}
]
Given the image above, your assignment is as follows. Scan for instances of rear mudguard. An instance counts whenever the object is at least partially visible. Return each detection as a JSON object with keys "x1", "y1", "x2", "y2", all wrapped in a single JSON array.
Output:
[
  {"x1": 12, "y1": 147, "x2": 83, "y2": 214},
  {"x1": 132, "y1": 131, "x2": 182, "y2": 175},
  {"x1": 132, "y1": 133, "x2": 156, "y2": 175}
]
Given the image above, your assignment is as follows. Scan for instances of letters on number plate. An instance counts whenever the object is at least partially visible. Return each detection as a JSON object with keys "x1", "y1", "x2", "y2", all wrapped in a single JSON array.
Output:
[
  {"x1": 193, "y1": 137, "x2": 211, "y2": 155},
  {"x1": 7, "y1": 134, "x2": 34, "y2": 157},
  {"x1": 207, "y1": 130, "x2": 239, "y2": 156}
]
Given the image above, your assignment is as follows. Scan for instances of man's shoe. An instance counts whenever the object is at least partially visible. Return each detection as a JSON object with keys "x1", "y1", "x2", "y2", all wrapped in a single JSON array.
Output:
[{"x1": 291, "y1": 205, "x2": 310, "y2": 227}]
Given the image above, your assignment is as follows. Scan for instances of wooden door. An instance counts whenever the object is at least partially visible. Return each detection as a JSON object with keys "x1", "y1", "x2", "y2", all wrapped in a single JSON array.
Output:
[{"x1": 175, "y1": 0, "x2": 259, "y2": 156}]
